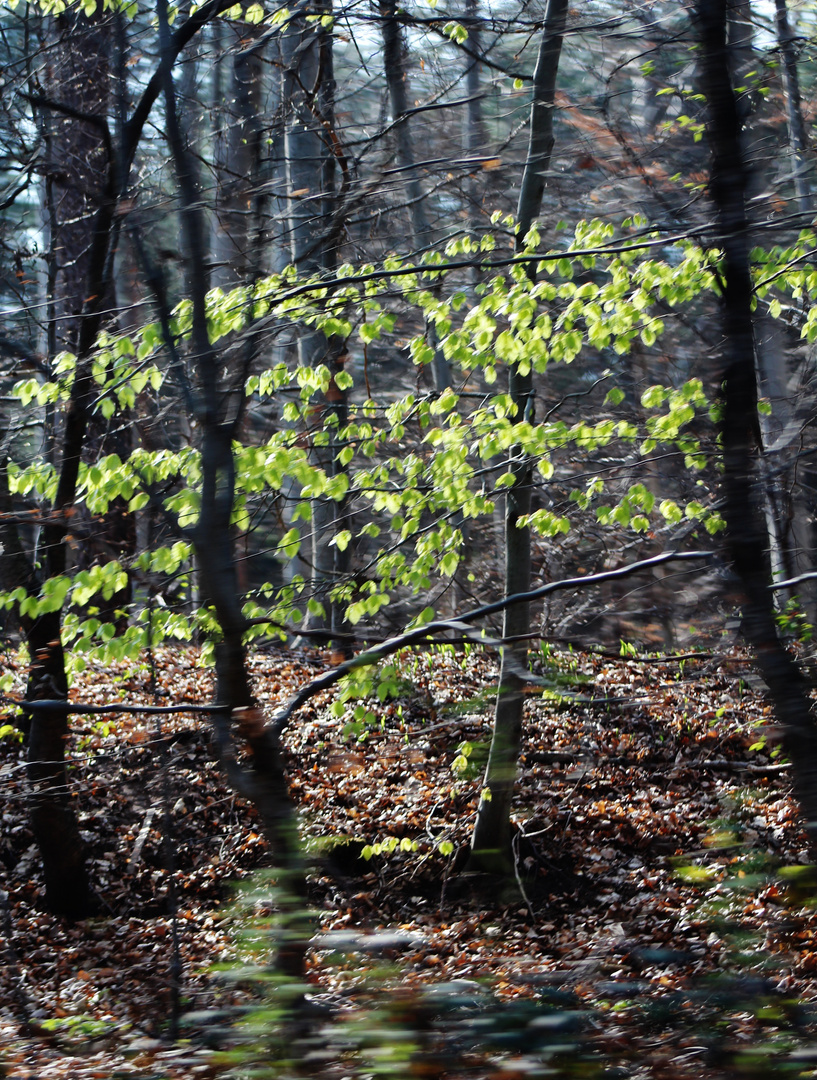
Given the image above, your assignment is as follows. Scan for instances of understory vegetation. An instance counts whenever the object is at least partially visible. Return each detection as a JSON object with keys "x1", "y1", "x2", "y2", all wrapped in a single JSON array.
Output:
[{"x1": 3, "y1": 639, "x2": 817, "y2": 1078}]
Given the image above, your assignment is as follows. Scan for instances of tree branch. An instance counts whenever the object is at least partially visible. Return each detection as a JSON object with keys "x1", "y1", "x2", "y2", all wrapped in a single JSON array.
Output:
[{"x1": 268, "y1": 549, "x2": 713, "y2": 739}]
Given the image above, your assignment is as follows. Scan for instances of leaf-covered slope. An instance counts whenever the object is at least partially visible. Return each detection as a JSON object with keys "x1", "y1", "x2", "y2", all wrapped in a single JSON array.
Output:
[{"x1": 0, "y1": 644, "x2": 815, "y2": 1077}]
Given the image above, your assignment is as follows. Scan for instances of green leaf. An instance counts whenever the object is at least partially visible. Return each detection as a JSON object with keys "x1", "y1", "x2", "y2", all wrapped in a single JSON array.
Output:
[{"x1": 276, "y1": 528, "x2": 301, "y2": 558}]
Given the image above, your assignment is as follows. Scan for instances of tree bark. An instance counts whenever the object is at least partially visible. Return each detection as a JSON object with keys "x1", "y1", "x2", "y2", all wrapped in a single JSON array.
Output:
[
  {"x1": 468, "y1": 0, "x2": 568, "y2": 876},
  {"x1": 47, "y1": 7, "x2": 134, "y2": 631},
  {"x1": 157, "y1": 0, "x2": 309, "y2": 973},
  {"x1": 696, "y1": 0, "x2": 817, "y2": 846},
  {"x1": 0, "y1": 458, "x2": 96, "y2": 917},
  {"x1": 212, "y1": 21, "x2": 267, "y2": 288},
  {"x1": 379, "y1": 0, "x2": 450, "y2": 392},
  {"x1": 774, "y1": 0, "x2": 812, "y2": 217},
  {"x1": 281, "y1": 0, "x2": 348, "y2": 636}
]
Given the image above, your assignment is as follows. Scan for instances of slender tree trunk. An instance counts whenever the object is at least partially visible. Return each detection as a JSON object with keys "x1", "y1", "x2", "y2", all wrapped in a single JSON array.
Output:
[
  {"x1": 212, "y1": 21, "x2": 266, "y2": 288},
  {"x1": 774, "y1": 0, "x2": 812, "y2": 217},
  {"x1": 281, "y1": 0, "x2": 347, "y2": 635},
  {"x1": 379, "y1": 0, "x2": 450, "y2": 392},
  {"x1": 469, "y1": 0, "x2": 568, "y2": 877},
  {"x1": 771, "y1": 0, "x2": 817, "y2": 624},
  {"x1": 157, "y1": 0, "x2": 309, "y2": 973},
  {"x1": 463, "y1": 0, "x2": 487, "y2": 198},
  {"x1": 696, "y1": 0, "x2": 817, "y2": 847},
  {"x1": 464, "y1": 0, "x2": 488, "y2": 293}
]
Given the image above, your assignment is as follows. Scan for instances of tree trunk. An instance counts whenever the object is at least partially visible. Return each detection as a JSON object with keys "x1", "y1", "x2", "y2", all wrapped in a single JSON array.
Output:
[
  {"x1": 726, "y1": 0, "x2": 800, "y2": 601},
  {"x1": 12, "y1": 5, "x2": 120, "y2": 917},
  {"x1": 47, "y1": 7, "x2": 134, "y2": 631},
  {"x1": 463, "y1": 0, "x2": 488, "y2": 276},
  {"x1": 379, "y1": 0, "x2": 450, "y2": 392},
  {"x1": 469, "y1": 0, "x2": 568, "y2": 877},
  {"x1": 19, "y1": 545, "x2": 95, "y2": 916},
  {"x1": 774, "y1": 0, "x2": 812, "y2": 217},
  {"x1": 212, "y1": 21, "x2": 266, "y2": 288},
  {"x1": 0, "y1": 457, "x2": 95, "y2": 916},
  {"x1": 158, "y1": 2, "x2": 309, "y2": 973},
  {"x1": 696, "y1": 0, "x2": 817, "y2": 848},
  {"x1": 281, "y1": 0, "x2": 347, "y2": 636}
]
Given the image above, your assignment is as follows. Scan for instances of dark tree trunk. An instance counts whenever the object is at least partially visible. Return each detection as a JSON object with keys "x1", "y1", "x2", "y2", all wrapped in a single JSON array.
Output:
[
  {"x1": 47, "y1": 8, "x2": 134, "y2": 630},
  {"x1": 697, "y1": 0, "x2": 817, "y2": 846},
  {"x1": 11, "y1": 6, "x2": 121, "y2": 917},
  {"x1": 14, "y1": 541, "x2": 96, "y2": 915},
  {"x1": 158, "y1": 1, "x2": 309, "y2": 974}
]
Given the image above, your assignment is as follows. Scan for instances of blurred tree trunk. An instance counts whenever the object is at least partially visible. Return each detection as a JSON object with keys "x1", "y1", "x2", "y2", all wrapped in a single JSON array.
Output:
[{"x1": 697, "y1": 0, "x2": 817, "y2": 849}]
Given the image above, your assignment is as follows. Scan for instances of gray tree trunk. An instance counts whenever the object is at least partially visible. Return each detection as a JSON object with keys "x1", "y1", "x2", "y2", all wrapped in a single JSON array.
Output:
[
  {"x1": 464, "y1": 0, "x2": 488, "y2": 291},
  {"x1": 468, "y1": 0, "x2": 568, "y2": 877},
  {"x1": 774, "y1": 0, "x2": 812, "y2": 217},
  {"x1": 379, "y1": 0, "x2": 450, "y2": 391},
  {"x1": 281, "y1": 0, "x2": 346, "y2": 635},
  {"x1": 212, "y1": 22, "x2": 267, "y2": 288},
  {"x1": 729, "y1": 0, "x2": 817, "y2": 621}
]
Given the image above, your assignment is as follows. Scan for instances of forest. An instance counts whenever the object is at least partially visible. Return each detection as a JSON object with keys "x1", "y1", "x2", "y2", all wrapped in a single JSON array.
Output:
[{"x1": 3, "y1": 0, "x2": 817, "y2": 1074}]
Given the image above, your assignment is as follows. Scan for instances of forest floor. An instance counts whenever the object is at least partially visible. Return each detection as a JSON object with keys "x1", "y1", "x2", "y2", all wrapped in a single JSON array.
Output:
[{"x1": 1, "y1": 638, "x2": 817, "y2": 1078}]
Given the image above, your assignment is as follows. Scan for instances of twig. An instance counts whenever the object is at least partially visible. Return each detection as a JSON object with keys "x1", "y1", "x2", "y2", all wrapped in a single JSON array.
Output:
[
  {"x1": 129, "y1": 807, "x2": 157, "y2": 867},
  {"x1": 2, "y1": 697, "x2": 229, "y2": 715},
  {"x1": 511, "y1": 830, "x2": 535, "y2": 919}
]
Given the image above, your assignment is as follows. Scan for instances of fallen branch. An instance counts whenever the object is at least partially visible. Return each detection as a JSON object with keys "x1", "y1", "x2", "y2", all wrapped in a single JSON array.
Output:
[
  {"x1": 269, "y1": 550, "x2": 713, "y2": 739},
  {"x1": 2, "y1": 697, "x2": 228, "y2": 715}
]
